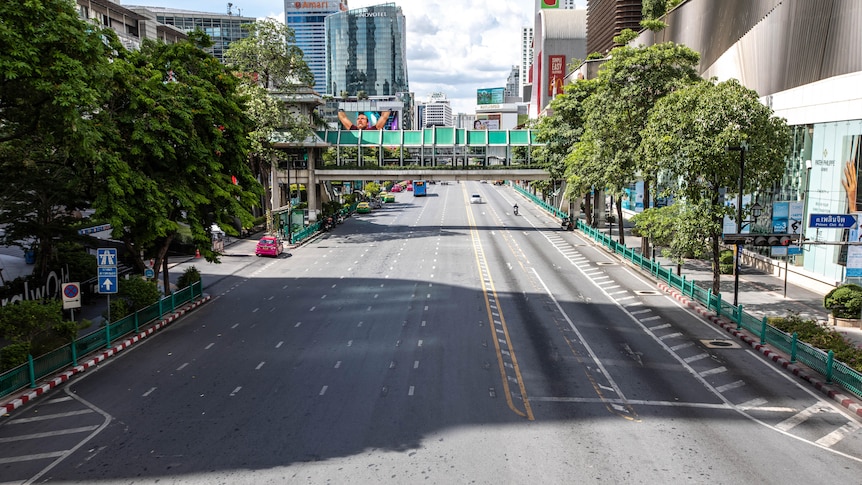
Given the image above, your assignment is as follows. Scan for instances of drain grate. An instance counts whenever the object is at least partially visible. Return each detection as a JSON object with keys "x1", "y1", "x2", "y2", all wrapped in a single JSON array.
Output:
[
  {"x1": 635, "y1": 290, "x2": 663, "y2": 296},
  {"x1": 596, "y1": 261, "x2": 616, "y2": 266},
  {"x1": 700, "y1": 339, "x2": 741, "y2": 349}
]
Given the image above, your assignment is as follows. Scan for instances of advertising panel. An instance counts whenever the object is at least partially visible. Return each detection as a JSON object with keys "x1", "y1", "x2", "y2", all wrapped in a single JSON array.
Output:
[
  {"x1": 473, "y1": 117, "x2": 500, "y2": 130},
  {"x1": 541, "y1": 0, "x2": 560, "y2": 8},
  {"x1": 477, "y1": 88, "x2": 505, "y2": 105},
  {"x1": 548, "y1": 55, "x2": 566, "y2": 97},
  {"x1": 336, "y1": 110, "x2": 398, "y2": 130}
]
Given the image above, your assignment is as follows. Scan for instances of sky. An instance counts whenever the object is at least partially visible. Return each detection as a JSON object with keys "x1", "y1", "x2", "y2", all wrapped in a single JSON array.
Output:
[{"x1": 125, "y1": 0, "x2": 585, "y2": 114}]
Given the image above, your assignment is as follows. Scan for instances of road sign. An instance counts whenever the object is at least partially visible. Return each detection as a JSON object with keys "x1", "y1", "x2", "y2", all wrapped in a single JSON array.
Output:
[
  {"x1": 62, "y1": 282, "x2": 81, "y2": 309},
  {"x1": 808, "y1": 214, "x2": 857, "y2": 229},
  {"x1": 97, "y1": 248, "x2": 118, "y2": 267},
  {"x1": 144, "y1": 268, "x2": 154, "y2": 279},
  {"x1": 98, "y1": 267, "x2": 118, "y2": 294}
]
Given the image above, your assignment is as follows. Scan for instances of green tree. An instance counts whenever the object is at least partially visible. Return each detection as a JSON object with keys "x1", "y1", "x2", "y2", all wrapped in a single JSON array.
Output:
[
  {"x1": 0, "y1": 300, "x2": 64, "y2": 346},
  {"x1": 639, "y1": 78, "x2": 790, "y2": 292},
  {"x1": 578, "y1": 41, "x2": 700, "y2": 246},
  {"x1": 535, "y1": 78, "x2": 598, "y2": 218},
  {"x1": 225, "y1": 19, "x2": 315, "y2": 219},
  {"x1": 95, "y1": 32, "x2": 262, "y2": 294},
  {"x1": 0, "y1": 0, "x2": 111, "y2": 278},
  {"x1": 107, "y1": 276, "x2": 161, "y2": 321}
]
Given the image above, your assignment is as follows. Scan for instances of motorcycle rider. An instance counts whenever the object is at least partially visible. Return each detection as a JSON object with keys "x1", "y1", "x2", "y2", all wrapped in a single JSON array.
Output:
[{"x1": 513, "y1": 204, "x2": 519, "y2": 215}]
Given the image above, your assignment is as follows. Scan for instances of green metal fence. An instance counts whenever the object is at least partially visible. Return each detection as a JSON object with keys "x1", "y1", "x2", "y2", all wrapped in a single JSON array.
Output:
[
  {"x1": 576, "y1": 220, "x2": 862, "y2": 399},
  {"x1": 0, "y1": 281, "x2": 204, "y2": 400},
  {"x1": 287, "y1": 204, "x2": 358, "y2": 245},
  {"x1": 513, "y1": 184, "x2": 567, "y2": 220}
]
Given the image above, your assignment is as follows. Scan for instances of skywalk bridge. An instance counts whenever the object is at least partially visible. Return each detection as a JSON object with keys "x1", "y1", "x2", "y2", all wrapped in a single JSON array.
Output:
[
  {"x1": 311, "y1": 127, "x2": 549, "y2": 182},
  {"x1": 268, "y1": 127, "x2": 550, "y2": 217}
]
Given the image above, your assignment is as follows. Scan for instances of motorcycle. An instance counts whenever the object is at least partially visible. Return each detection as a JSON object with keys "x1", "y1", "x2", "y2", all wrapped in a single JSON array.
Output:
[
  {"x1": 513, "y1": 205, "x2": 519, "y2": 216},
  {"x1": 561, "y1": 218, "x2": 574, "y2": 231}
]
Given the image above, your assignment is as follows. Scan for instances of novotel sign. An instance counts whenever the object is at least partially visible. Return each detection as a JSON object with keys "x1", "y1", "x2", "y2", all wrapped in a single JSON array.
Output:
[{"x1": 353, "y1": 11, "x2": 388, "y2": 17}]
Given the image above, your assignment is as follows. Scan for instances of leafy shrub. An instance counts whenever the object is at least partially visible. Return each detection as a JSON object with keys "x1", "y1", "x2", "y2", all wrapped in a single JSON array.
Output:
[
  {"x1": 770, "y1": 313, "x2": 862, "y2": 371},
  {"x1": 105, "y1": 277, "x2": 160, "y2": 321},
  {"x1": 719, "y1": 250, "x2": 734, "y2": 274},
  {"x1": 0, "y1": 342, "x2": 30, "y2": 371},
  {"x1": 177, "y1": 266, "x2": 201, "y2": 290},
  {"x1": 824, "y1": 284, "x2": 862, "y2": 318}
]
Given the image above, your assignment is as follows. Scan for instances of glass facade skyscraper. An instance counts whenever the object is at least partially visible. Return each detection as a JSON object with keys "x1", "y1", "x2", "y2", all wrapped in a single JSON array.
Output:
[
  {"x1": 325, "y1": 3, "x2": 409, "y2": 97},
  {"x1": 285, "y1": 0, "x2": 347, "y2": 94},
  {"x1": 139, "y1": 7, "x2": 255, "y2": 62}
]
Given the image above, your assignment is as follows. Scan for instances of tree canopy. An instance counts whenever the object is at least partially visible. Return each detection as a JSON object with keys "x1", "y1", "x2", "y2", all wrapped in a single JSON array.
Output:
[
  {"x1": 639, "y1": 78, "x2": 790, "y2": 290},
  {"x1": 93, "y1": 32, "x2": 262, "y2": 292},
  {"x1": 0, "y1": 0, "x2": 113, "y2": 276}
]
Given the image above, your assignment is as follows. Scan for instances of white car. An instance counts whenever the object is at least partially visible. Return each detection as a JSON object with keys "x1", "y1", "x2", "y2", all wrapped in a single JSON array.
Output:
[{"x1": 470, "y1": 194, "x2": 482, "y2": 204}]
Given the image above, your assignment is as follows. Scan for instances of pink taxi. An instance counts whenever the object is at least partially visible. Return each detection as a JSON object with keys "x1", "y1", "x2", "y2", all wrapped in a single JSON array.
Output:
[{"x1": 255, "y1": 235, "x2": 283, "y2": 257}]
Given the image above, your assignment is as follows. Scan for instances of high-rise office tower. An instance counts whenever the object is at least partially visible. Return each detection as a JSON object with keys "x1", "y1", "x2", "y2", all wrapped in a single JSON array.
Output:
[
  {"x1": 586, "y1": 0, "x2": 643, "y2": 55},
  {"x1": 285, "y1": 0, "x2": 348, "y2": 94},
  {"x1": 417, "y1": 92, "x2": 452, "y2": 127},
  {"x1": 325, "y1": 3, "x2": 409, "y2": 97},
  {"x1": 520, "y1": 27, "x2": 533, "y2": 97}
]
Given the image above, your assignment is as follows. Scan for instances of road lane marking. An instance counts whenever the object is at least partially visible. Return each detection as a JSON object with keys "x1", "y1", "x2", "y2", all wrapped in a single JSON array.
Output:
[
  {"x1": 205, "y1": 343, "x2": 214, "y2": 350},
  {"x1": 465, "y1": 191, "x2": 533, "y2": 421},
  {"x1": 531, "y1": 268, "x2": 633, "y2": 418},
  {"x1": 7, "y1": 410, "x2": 93, "y2": 424},
  {"x1": 816, "y1": 421, "x2": 861, "y2": 447},
  {"x1": 714, "y1": 380, "x2": 745, "y2": 393},
  {"x1": 699, "y1": 366, "x2": 727, "y2": 377},
  {"x1": 230, "y1": 386, "x2": 242, "y2": 396},
  {"x1": 276, "y1": 341, "x2": 284, "y2": 348},
  {"x1": 0, "y1": 426, "x2": 100, "y2": 444},
  {"x1": 142, "y1": 387, "x2": 157, "y2": 397},
  {"x1": 319, "y1": 386, "x2": 328, "y2": 396},
  {"x1": 0, "y1": 451, "x2": 67, "y2": 464},
  {"x1": 255, "y1": 362, "x2": 265, "y2": 370},
  {"x1": 177, "y1": 363, "x2": 188, "y2": 371},
  {"x1": 776, "y1": 403, "x2": 822, "y2": 431}
]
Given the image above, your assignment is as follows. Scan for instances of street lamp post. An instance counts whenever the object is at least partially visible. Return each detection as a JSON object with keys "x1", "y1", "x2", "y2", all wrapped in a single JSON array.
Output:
[{"x1": 727, "y1": 141, "x2": 750, "y2": 307}]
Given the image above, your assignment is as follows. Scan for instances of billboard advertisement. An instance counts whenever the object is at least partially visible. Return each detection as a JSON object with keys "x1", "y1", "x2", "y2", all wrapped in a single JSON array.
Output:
[
  {"x1": 337, "y1": 110, "x2": 399, "y2": 130},
  {"x1": 541, "y1": 0, "x2": 559, "y2": 8},
  {"x1": 548, "y1": 55, "x2": 566, "y2": 97},
  {"x1": 477, "y1": 88, "x2": 505, "y2": 105},
  {"x1": 473, "y1": 115, "x2": 500, "y2": 130}
]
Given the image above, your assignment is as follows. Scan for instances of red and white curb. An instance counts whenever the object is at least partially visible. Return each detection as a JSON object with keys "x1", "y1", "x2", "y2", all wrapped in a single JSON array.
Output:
[
  {"x1": 657, "y1": 282, "x2": 862, "y2": 418},
  {"x1": 1, "y1": 296, "x2": 211, "y2": 415}
]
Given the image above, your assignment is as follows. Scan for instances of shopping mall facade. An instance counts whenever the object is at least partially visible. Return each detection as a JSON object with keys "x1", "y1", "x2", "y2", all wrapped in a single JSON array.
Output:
[{"x1": 631, "y1": 0, "x2": 862, "y2": 286}]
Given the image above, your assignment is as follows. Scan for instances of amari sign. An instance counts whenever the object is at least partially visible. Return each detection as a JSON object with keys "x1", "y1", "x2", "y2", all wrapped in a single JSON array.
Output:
[{"x1": 293, "y1": 1, "x2": 332, "y2": 9}]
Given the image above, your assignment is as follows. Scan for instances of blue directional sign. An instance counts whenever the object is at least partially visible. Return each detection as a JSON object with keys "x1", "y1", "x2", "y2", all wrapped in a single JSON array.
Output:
[
  {"x1": 97, "y1": 248, "x2": 118, "y2": 267},
  {"x1": 808, "y1": 214, "x2": 857, "y2": 229},
  {"x1": 98, "y1": 267, "x2": 118, "y2": 294}
]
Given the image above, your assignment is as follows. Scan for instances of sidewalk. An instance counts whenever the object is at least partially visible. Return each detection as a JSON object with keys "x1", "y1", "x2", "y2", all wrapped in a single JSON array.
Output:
[{"x1": 591, "y1": 218, "x2": 862, "y2": 350}]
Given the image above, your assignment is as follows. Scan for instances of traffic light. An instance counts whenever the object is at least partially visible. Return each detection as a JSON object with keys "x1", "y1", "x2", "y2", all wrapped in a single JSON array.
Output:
[{"x1": 752, "y1": 234, "x2": 795, "y2": 246}]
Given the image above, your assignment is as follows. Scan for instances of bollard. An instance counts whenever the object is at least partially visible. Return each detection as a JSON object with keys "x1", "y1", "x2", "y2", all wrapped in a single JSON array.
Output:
[
  {"x1": 790, "y1": 332, "x2": 798, "y2": 363},
  {"x1": 106, "y1": 321, "x2": 112, "y2": 349},
  {"x1": 71, "y1": 339, "x2": 78, "y2": 367},
  {"x1": 134, "y1": 312, "x2": 140, "y2": 333},
  {"x1": 736, "y1": 304, "x2": 743, "y2": 329},
  {"x1": 760, "y1": 317, "x2": 768, "y2": 345},
  {"x1": 826, "y1": 350, "x2": 834, "y2": 383},
  {"x1": 28, "y1": 354, "x2": 36, "y2": 388}
]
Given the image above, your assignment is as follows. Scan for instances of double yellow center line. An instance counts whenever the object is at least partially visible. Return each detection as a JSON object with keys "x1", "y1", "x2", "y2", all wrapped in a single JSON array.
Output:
[{"x1": 463, "y1": 188, "x2": 534, "y2": 420}]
